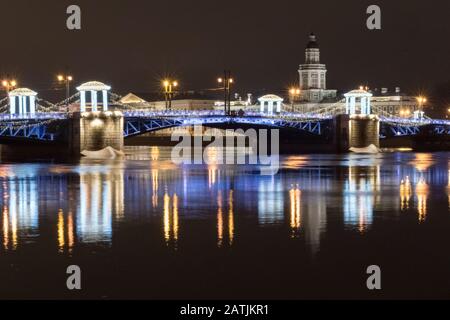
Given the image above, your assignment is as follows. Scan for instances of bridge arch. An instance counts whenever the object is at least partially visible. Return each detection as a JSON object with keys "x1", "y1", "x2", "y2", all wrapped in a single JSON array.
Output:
[{"x1": 123, "y1": 116, "x2": 327, "y2": 138}]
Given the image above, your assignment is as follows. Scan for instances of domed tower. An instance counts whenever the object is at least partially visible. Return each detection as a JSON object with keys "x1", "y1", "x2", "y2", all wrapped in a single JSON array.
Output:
[
  {"x1": 305, "y1": 33, "x2": 320, "y2": 64},
  {"x1": 298, "y1": 33, "x2": 336, "y2": 102}
]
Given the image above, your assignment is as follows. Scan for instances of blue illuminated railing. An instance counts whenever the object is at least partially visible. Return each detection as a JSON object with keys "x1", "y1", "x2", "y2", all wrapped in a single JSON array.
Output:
[{"x1": 0, "y1": 113, "x2": 67, "y2": 121}]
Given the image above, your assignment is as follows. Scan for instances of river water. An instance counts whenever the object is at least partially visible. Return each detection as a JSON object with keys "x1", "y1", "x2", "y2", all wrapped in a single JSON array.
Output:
[{"x1": 0, "y1": 146, "x2": 449, "y2": 299}]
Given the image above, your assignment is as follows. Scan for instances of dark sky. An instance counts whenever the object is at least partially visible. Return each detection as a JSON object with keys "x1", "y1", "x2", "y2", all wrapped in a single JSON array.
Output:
[{"x1": 0, "y1": 0, "x2": 449, "y2": 100}]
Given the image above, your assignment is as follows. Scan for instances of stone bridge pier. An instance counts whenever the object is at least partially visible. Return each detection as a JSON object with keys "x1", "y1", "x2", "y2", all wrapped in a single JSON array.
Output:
[
  {"x1": 333, "y1": 88, "x2": 380, "y2": 152},
  {"x1": 68, "y1": 112, "x2": 124, "y2": 155},
  {"x1": 67, "y1": 81, "x2": 124, "y2": 155}
]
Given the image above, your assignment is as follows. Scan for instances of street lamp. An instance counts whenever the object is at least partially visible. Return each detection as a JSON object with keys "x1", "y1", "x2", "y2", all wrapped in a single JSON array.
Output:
[
  {"x1": 57, "y1": 74, "x2": 73, "y2": 108},
  {"x1": 416, "y1": 96, "x2": 427, "y2": 111},
  {"x1": 289, "y1": 87, "x2": 301, "y2": 111},
  {"x1": 2, "y1": 79, "x2": 17, "y2": 95},
  {"x1": 218, "y1": 70, "x2": 233, "y2": 115},
  {"x1": 163, "y1": 79, "x2": 178, "y2": 110}
]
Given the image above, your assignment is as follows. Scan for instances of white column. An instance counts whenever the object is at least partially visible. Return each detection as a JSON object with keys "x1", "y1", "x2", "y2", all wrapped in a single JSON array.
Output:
[
  {"x1": 345, "y1": 97, "x2": 349, "y2": 114},
  {"x1": 91, "y1": 90, "x2": 97, "y2": 111},
  {"x1": 102, "y1": 90, "x2": 108, "y2": 111},
  {"x1": 18, "y1": 95, "x2": 23, "y2": 114},
  {"x1": 350, "y1": 97, "x2": 356, "y2": 114},
  {"x1": 367, "y1": 97, "x2": 371, "y2": 115},
  {"x1": 80, "y1": 91, "x2": 86, "y2": 112},
  {"x1": 9, "y1": 96, "x2": 15, "y2": 114},
  {"x1": 361, "y1": 97, "x2": 366, "y2": 114},
  {"x1": 276, "y1": 101, "x2": 281, "y2": 113},
  {"x1": 30, "y1": 95, "x2": 36, "y2": 114},
  {"x1": 260, "y1": 101, "x2": 264, "y2": 113},
  {"x1": 22, "y1": 96, "x2": 28, "y2": 114},
  {"x1": 268, "y1": 101, "x2": 274, "y2": 115}
]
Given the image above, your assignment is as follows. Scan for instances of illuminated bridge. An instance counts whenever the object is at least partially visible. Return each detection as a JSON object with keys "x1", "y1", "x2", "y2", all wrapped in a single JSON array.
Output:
[
  {"x1": 0, "y1": 109, "x2": 449, "y2": 141},
  {"x1": 0, "y1": 82, "x2": 448, "y2": 153}
]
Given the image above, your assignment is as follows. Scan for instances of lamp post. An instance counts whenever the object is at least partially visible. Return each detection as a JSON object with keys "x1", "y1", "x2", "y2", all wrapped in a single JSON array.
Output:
[
  {"x1": 57, "y1": 74, "x2": 73, "y2": 108},
  {"x1": 415, "y1": 96, "x2": 427, "y2": 120},
  {"x1": 289, "y1": 87, "x2": 300, "y2": 111},
  {"x1": 2, "y1": 79, "x2": 17, "y2": 96},
  {"x1": 163, "y1": 79, "x2": 178, "y2": 110},
  {"x1": 416, "y1": 96, "x2": 427, "y2": 112},
  {"x1": 217, "y1": 70, "x2": 233, "y2": 115}
]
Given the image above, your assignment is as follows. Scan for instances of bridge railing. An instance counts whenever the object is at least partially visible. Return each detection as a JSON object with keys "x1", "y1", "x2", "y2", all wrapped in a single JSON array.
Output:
[
  {"x1": 0, "y1": 112, "x2": 68, "y2": 121},
  {"x1": 122, "y1": 109, "x2": 332, "y2": 121}
]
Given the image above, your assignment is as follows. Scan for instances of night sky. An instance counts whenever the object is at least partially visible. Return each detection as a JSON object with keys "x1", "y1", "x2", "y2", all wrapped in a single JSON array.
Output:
[{"x1": 0, "y1": 0, "x2": 449, "y2": 103}]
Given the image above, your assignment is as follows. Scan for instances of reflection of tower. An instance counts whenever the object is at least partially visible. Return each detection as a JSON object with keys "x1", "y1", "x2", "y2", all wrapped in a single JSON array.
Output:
[
  {"x1": 78, "y1": 170, "x2": 124, "y2": 243},
  {"x1": 304, "y1": 198, "x2": 326, "y2": 255},
  {"x1": 343, "y1": 166, "x2": 377, "y2": 233},
  {"x1": 1, "y1": 174, "x2": 39, "y2": 250},
  {"x1": 258, "y1": 177, "x2": 284, "y2": 225}
]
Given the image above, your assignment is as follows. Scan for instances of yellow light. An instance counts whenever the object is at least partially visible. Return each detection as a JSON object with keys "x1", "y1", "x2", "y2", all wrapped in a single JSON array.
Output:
[
  {"x1": 2, "y1": 81, "x2": 8, "y2": 87},
  {"x1": 359, "y1": 86, "x2": 364, "y2": 90},
  {"x1": 173, "y1": 81, "x2": 178, "y2": 87},
  {"x1": 10, "y1": 80, "x2": 16, "y2": 87},
  {"x1": 229, "y1": 78, "x2": 233, "y2": 83},
  {"x1": 163, "y1": 80, "x2": 169, "y2": 87},
  {"x1": 67, "y1": 76, "x2": 73, "y2": 81},
  {"x1": 57, "y1": 75, "x2": 64, "y2": 81},
  {"x1": 217, "y1": 78, "x2": 223, "y2": 83},
  {"x1": 90, "y1": 118, "x2": 104, "y2": 128}
]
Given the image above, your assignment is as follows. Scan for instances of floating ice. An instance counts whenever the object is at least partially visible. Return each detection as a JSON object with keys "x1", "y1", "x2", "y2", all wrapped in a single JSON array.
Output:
[
  {"x1": 81, "y1": 146, "x2": 125, "y2": 159},
  {"x1": 349, "y1": 144, "x2": 380, "y2": 154}
]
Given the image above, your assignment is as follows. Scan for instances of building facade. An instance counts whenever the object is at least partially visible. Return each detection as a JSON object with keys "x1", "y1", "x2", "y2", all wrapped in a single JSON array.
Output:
[{"x1": 292, "y1": 34, "x2": 422, "y2": 117}]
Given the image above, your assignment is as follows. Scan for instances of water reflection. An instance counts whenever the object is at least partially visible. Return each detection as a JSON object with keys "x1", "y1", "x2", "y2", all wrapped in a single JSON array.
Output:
[
  {"x1": 258, "y1": 177, "x2": 284, "y2": 225},
  {"x1": 163, "y1": 192, "x2": 179, "y2": 246},
  {"x1": 343, "y1": 166, "x2": 378, "y2": 233},
  {"x1": 400, "y1": 176, "x2": 412, "y2": 210},
  {"x1": 0, "y1": 170, "x2": 39, "y2": 250},
  {"x1": 217, "y1": 189, "x2": 234, "y2": 247},
  {"x1": 0, "y1": 148, "x2": 448, "y2": 257},
  {"x1": 289, "y1": 186, "x2": 301, "y2": 237},
  {"x1": 415, "y1": 179, "x2": 428, "y2": 223}
]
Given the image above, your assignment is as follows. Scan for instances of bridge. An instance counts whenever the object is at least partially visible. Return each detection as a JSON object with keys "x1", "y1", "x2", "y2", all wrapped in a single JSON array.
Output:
[{"x1": 0, "y1": 82, "x2": 449, "y2": 153}]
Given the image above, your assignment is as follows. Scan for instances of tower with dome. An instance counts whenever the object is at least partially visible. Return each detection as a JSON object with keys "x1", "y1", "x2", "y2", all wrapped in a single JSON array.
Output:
[{"x1": 298, "y1": 33, "x2": 337, "y2": 103}]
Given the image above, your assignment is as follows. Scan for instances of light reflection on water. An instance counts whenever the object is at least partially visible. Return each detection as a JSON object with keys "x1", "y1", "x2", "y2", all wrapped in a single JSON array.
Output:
[{"x1": 0, "y1": 147, "x2": 448, "y2": 256}]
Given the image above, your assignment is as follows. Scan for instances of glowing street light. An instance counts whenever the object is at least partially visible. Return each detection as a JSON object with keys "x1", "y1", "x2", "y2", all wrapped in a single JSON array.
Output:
[
  {"x1": 218, "y1": 71, "x2": 233, "y2": 115},
  {"x1": 57, "y1": 74, "x2": 74, "y2": 107},
  {"x1": 289, "y1": 87, "x2": 301, "y2": 111},
  {"x1": 416, "y1": 96, "x2": 427, "y2": 111},
  {"x1": 2, "y1": 79, "x2": 17, "y2": 95},
  {"x1": 163, "y1": 79, "x2": 178, "y2": 110}
]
